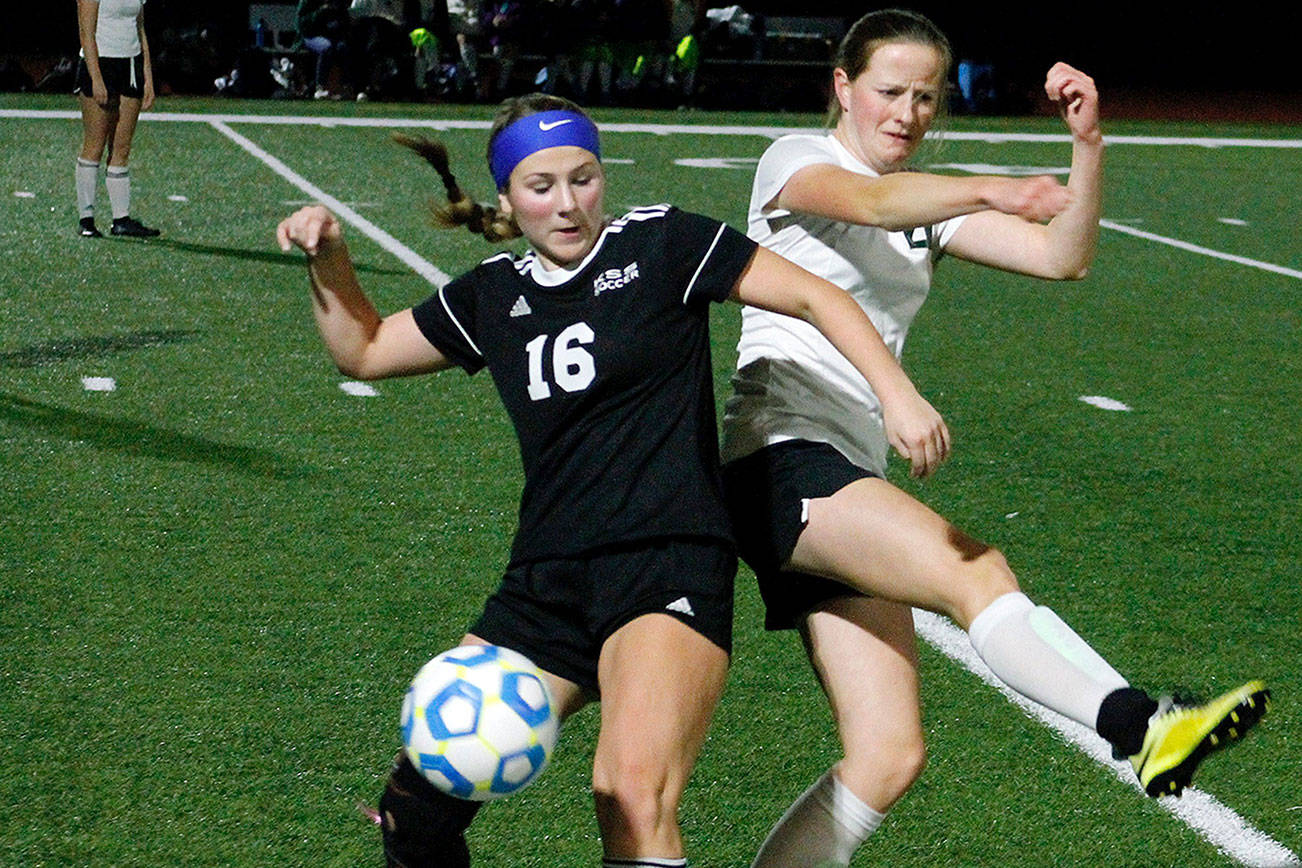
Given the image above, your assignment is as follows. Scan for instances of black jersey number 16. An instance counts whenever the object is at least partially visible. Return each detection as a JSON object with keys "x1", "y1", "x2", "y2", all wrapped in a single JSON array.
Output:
[{"x1": 524, "y1": 322, "x2": 596, "y2": 401}]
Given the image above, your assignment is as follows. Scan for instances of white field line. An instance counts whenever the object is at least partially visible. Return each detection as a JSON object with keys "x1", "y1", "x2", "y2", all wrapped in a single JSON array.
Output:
[
  {"x1": 1098, "y1": 219, "x2": 1302, "y2": 280},
  {"x1": 5, "y1": 108, "x2": 1302, "y2": 148},
  {"x1": 208, "y1": 120, "x2": 451, "y2": 288},
  {"x1": 914, "y1": 610, "x2": 1298, "y2": 867},
  {"x1": 13, "y1": 107, "x2": 1300, "y2": 280}
]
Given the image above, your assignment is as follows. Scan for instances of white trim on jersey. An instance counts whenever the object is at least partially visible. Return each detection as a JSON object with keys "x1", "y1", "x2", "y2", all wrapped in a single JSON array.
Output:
[
  {"x1": 683, "y1": 223, "x2": 728, "y2": 305},
  {"x1": 510, "y1": 205, "x2": 674, "y2": 289},
  {"x1": 437, "y1": 284, "x2": 484, "y2": 360}
]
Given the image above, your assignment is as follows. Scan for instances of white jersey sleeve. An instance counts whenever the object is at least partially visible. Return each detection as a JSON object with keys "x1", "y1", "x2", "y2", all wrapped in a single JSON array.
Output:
[{"x1": 721, "y1": 133, "x2": 965, "y2": 474}]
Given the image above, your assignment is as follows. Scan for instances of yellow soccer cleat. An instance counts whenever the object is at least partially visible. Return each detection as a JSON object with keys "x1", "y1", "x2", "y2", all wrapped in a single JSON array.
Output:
[{"x1": 1131, "y1": 680, "x2": 1271, "y2": 797}]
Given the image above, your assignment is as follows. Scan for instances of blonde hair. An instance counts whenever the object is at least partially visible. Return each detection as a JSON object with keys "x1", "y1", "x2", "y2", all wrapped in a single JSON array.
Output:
[{"x1": 393, "y1": 93, "x2": 597, "y2": 244}]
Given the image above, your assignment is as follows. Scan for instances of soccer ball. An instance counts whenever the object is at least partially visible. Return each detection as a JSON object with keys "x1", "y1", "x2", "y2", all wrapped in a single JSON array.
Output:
[{"x1": 400, "y1": 644, "x2": 559, "y2": 801}]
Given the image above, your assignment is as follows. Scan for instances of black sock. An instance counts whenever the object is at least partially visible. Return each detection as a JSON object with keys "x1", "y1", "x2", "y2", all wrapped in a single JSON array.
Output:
[
  {"x1": 1096, "y1": 687, "x2": 1159, "y2": 757},
  {"x1": 378, "y1": 753, "x2": 482, "y2": 868}
]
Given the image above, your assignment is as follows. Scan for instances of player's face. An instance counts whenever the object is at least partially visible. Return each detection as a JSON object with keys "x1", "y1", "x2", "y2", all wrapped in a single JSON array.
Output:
[
  {"x1": 500, "y1": 146, "x2": 606, "y2": 270},
  {"x1": 833, "y1": 41, "x2": 944, "y2": 173}
]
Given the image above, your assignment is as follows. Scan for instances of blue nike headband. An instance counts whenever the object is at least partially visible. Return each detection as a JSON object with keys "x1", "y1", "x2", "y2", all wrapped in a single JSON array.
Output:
[{"x1": 489, "y1": 110, "x2": 602, "y2": 190}]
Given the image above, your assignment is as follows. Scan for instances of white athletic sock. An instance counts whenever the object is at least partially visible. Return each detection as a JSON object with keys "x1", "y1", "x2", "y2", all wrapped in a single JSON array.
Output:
[
  {"x1": 105, "y1": 166, "x2": 131, "y2": 219},
  {"x1": 751, "y1": 769, "x2": 885, "y2": 868},
  {"x1": 76, "y1": 158, "x2": 99, "y2": 219},
  {"x1": 602, "y1": 858, "x2": 688, "y2": 867},
  {"x1": 967, "y1": 591, "x2": 1130, "y2": 729}
]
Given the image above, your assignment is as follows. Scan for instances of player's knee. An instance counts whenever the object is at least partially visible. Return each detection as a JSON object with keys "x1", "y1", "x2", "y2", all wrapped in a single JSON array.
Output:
[
  {"x1": 592, "y1": 758, "x2": 677, "y2": 844},
  {"x1": 951, "y1": 544, "x2": 1019, "y2": 624},
  {"x1": 840, "y1": 731, "x2": 926, "y2": 808}
]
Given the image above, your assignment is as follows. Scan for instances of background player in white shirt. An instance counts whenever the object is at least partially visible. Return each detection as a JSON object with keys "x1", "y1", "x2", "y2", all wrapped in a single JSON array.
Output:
[
  {"x1": 278, "y1": 93, "x2": 944, "y2": 868},
  {"x1": 720, "y1": 10, "x2": 1268, "y2": 867},
  {"x1": 74, "y1": 0, "x2": 160, "y2": 238}
]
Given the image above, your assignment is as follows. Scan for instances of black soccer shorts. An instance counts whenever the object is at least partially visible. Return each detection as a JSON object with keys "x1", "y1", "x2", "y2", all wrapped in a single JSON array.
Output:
[
  {"x1": 722, "y1": 439, "x2": 879, "y2": 630},
  {"x1": 471, "y1": 536, "x2": 736, "y2": 694},
  {"x1": 75, "y1": 55, "x2": 146, "y2": 100}
]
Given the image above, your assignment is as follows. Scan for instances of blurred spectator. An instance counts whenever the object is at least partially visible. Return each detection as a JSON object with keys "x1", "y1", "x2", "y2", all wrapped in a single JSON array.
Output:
[
  {"x1": 957, "y1": 57, "x2": 998, "y2": 114},
  {"x1": 298, "y1": 0, "x2": 354, "y2": 98},
  {"x1": 348, "y1": 0, "x2": 408, "y2": 98},
  {"x1": 665, "y1": 0, "x2": 702, "y2": 104},
  {"x1": 609, "y1": 0, "x2": 669, "y2": 98},
  {"x1": 569, "y1": 0, "x2": 614, "y2": 104},
  {"x1": 483, "y1": 0, "x2": 527, "y2": 98},
  {"x1": 444, "y1": 0, "x2": 485, "y2": 98}
]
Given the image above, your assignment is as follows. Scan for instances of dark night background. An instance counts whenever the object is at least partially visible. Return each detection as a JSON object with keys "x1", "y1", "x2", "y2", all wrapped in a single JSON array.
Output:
[{"x1": 3, "y1": 1, "x2": 1298, "y2": 118}]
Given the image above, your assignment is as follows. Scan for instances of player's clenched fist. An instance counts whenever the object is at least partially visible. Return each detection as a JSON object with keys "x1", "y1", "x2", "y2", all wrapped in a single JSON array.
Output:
[{"x1": 1044, "y1": 62, "x2": 1100, "y2": 143}]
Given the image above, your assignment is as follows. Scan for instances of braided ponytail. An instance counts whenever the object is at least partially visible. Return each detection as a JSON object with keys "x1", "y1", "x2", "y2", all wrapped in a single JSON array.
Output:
[{"x1": 392, "y1": 133, "x2": 523, "y2": 243}]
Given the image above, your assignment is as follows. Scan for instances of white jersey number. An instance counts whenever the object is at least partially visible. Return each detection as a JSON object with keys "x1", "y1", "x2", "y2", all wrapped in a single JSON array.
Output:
[{"x1": 524, "y1": 322, "x2": 596, "y2": 401}]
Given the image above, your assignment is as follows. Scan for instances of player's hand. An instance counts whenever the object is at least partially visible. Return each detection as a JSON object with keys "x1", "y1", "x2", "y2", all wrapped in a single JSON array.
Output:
[
  {"x1": 985, "y1": 175, "x2": 1071, "y2": 223},
  {"x1": 1045, "y1": 62, "x2": 1100, "y2": 143},
  {"x1": 277, "y1": 205, "x2": 343, "y2": 257},
  {"x1": 92, "y1": 80, "x2": 109, "y2": 106},
  {"x1": 141, "y1": 80, "x2": 155, "y2": 112},
  {"x1": 882, "y1": 389, "x2": 951, "y2": 478}
]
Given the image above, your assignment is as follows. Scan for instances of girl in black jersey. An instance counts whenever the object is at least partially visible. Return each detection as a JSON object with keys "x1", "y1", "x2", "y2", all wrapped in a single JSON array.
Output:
[{"x1": 277, "y1": 93, "x2": 945, "y2": 868}]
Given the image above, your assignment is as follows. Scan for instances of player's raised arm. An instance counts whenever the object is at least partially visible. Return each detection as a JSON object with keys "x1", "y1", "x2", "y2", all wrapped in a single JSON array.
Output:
[
  {"x1": 277, "y1": 205, "x2": 451, "y2": 379},
  {"x1": 945, "y1": 62, "x2": 1103, "y2": 279},
  {"x1": 731, "y1": 246, "x2": 950, "y2": 477}
]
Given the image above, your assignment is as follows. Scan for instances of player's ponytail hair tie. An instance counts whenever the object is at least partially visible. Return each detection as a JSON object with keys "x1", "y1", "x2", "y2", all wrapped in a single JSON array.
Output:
[{"x1": 489, "y1": 110, "x2": 601, "y2": 191}]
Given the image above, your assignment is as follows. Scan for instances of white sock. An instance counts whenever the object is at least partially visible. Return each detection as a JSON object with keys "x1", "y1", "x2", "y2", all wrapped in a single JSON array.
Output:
[
  {"x1": 105, "y1": 166, "x2": 131, "y2": 219},
  {"x1": 76, "y1": 158, "x2": 99, "y2": 219},
  {"x1": 968, "y1": 591, "x2": 1130, "y2": 729},
  {"x1": 602, "y1": 859, "x2": 688, "y2": 867},
  {"x1": 752, "y1": 769, "x2": 885, "y2": 868}
]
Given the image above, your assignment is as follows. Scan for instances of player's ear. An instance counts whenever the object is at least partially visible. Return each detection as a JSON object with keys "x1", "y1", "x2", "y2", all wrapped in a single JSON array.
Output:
[
  {"x1": 497, "y1": 189, "x2": 513, "y2": 217},
  {"x1": 833, "y1": 67, "x2": 852, "y2": 113}
]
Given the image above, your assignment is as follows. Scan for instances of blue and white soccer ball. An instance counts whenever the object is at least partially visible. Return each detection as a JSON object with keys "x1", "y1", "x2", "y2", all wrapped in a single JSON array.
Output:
[{"x1": 400, "y1": 644, "x2": 559, "y2": 801}]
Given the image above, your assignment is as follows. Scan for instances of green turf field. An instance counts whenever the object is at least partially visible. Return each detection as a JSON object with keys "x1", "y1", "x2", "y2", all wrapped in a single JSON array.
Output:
[{"x1": 2, "y1": 94, "x2": 1298, "y2": 866}]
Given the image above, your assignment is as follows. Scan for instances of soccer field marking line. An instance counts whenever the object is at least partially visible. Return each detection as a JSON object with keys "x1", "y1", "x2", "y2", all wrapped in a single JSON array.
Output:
[
  {"x1": 207, "y1": 120, "x2": 451, "y2": 288},
  {"x1": 1098, "y1": 219, "x2": 1302, "y2": 280},
  {"x1": 913, "y1": 610, "x2": 1299, "y2": 867},
  {"x1": 6, "y1": 108, "x2": 1302, "y2": 148},
  {"x1": 1079, "y1": 395, "x2": 1132, "y2": 411}
]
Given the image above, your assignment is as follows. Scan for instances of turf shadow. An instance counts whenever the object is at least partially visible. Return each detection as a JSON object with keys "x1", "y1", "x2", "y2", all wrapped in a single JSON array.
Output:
[
  {"x1": 150, "y1": 238, "x2": 408, "y2": 275},
  {"x1": 0, "y1": 392, "x2": 314, "y2": 480},
  {"x1": 0, "y1": 329, "x2": 200, "y2": 369}
]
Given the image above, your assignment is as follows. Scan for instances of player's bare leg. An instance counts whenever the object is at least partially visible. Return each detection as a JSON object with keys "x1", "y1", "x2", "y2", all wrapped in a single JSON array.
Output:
[
  {"x1": 593, "y1": 613, "x2": 728, "y2": 862},
  {"x1": 753, "y1": 597, "x2": 922, "y2": 867}
]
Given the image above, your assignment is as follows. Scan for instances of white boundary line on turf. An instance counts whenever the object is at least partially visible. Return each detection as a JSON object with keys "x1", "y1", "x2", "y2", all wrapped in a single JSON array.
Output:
[
  {"x1": 208, "y1": 120, "x2": 451, "y2": 288},
  {"x1": 13, "y1": 107, "x2": 1302, "y2": 281},
  {"x1": 1098, "y1": 219, "x2": 1302, "y2": 280},
  {"x1": 5, "y1": 108, "x2": 1302, "y2": 148},
  {"x1": 914, "y1": 610, "x2": 1298, "y2": 867}
]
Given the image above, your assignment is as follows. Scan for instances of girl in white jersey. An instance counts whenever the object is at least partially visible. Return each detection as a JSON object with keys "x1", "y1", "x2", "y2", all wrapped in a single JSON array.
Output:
[
  {"x1": 74, "y1": 0, "x2": 160, "y2": 238},
  {"x1": 278, "y1": 93, "x2": 943, "y2": 868},
  {"x1": 720, "y1": 10, "x2": 1269, "y2": 866}
]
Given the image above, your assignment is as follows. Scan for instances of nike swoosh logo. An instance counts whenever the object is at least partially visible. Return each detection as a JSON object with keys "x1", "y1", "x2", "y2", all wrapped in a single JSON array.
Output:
[{"x1": 538, "y1": 119, "x2": 574, "y2": 131}]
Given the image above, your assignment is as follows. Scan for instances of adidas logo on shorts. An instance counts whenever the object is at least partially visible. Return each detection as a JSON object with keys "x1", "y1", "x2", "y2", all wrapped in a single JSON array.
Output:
[{"x1": 665, "y1": 596, "x2": 695, "y2": 617}]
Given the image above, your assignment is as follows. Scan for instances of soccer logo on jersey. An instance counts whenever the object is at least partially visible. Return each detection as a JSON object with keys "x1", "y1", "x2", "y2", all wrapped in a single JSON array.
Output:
[{"x1": 593, "y1": 262, "x2": 640, "y2": 296}]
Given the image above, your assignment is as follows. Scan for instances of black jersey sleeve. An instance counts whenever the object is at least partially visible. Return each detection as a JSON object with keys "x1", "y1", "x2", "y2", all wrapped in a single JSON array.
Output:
[
  {"x1": 410, "y1": 273, "x2": 486, "y2": 374},
  {"x1": 663, "y1": 209, "x2": 758, "y2": 306}
]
